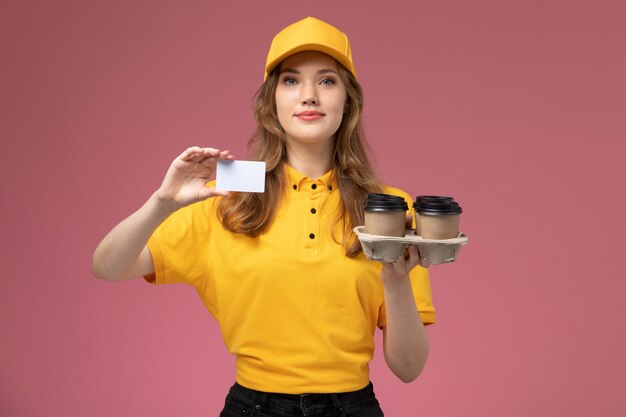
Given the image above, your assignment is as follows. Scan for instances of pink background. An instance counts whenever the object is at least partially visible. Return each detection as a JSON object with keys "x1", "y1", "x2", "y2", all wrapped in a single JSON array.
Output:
[{"x1": 1, "y1": 0, "x2": 625, "y2": 416}]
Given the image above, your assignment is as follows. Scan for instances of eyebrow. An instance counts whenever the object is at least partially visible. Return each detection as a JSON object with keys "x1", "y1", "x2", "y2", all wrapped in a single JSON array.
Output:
[{"x1": 280, "y1": 68, "x2": 339, "y2": 75}]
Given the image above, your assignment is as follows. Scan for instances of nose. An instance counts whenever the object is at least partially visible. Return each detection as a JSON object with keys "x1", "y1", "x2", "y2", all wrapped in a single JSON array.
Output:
[{"x1": 300, "y1": 83, "x2": 319, "y2": 106}]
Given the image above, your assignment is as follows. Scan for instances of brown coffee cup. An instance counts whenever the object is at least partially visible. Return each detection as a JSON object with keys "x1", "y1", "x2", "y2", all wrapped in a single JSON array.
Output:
[
  {"x1": 363, "y1": 193, "x2": 408, "y2": 237},
  {"x1": 413, "y1": 196, "x2": 462, "y2": 240}
]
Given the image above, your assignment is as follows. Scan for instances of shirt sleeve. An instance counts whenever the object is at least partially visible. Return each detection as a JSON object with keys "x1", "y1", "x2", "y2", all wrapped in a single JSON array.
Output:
[
  {"x1": 143, "y1": 199, "x2": 214, "y2": 290},
  {"x1": 376, "y1": 186, "x2": 437, "y2": 328},
  {"x1": 377, "y1": 266, "x2": 436, "y2": 328}
]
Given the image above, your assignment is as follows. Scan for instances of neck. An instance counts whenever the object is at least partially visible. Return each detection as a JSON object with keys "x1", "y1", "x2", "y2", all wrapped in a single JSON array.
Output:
[{"x1": 286, "y1": 140, "x2": 334, "y2": 179}]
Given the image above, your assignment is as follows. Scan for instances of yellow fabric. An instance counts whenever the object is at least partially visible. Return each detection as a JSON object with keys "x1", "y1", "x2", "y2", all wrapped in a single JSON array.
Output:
[
  {"x1": 145, "y1": 165, "x2": 435, "y2": 393},
  {"x1": 265, "y1": 17, "x2": 356, "y2": 80}
]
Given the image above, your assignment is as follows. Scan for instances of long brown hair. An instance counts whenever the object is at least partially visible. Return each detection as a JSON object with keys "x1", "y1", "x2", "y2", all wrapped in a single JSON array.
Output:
[{"x1": 217, "y1": 60, "x2": 383, "y2": 257}]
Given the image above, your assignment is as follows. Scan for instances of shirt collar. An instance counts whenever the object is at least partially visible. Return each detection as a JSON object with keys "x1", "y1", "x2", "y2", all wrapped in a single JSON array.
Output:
[{"x1": 284, "y1": 164, "x2": 338, "y2": 193}]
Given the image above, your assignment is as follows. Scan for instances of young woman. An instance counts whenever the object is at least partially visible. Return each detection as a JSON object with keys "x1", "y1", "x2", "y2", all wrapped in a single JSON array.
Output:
[{"x1": 93, "y1": 17, "x2": 435, "y2": 417}]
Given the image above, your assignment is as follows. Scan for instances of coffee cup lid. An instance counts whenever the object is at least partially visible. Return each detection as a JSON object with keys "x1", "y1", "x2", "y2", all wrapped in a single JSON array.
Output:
[
  {"x1": 364, "y1": 193, "x2": 408, "y2": 212},
  {"x1": 415, "y1": 195, "x2": 455, "y2": 203},
  {"x1": 369, "y1": 193, "x2": 403, "y2": 200},
  {"x1": 414, "y1": 196, "x2": 462, "y2": 215}
]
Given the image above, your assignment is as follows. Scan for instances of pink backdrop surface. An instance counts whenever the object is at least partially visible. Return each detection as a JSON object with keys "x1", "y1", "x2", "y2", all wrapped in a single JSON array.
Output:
[{"x1": 1, "y1": 0, "x2": 625, "y2": 416}]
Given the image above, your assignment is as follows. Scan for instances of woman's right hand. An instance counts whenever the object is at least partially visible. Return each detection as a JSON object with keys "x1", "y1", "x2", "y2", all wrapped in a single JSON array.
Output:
[
  {"x1": 93, "y1": 147, "x2": 235, "y2": 281},
  {"x1": 156, "y1": 147, "x2": 235, "y2": 210}
]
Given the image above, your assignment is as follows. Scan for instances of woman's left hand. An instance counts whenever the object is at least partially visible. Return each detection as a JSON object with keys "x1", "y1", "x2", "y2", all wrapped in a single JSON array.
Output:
[{"x1": 382, "y1": 245, "x2": 430, "y2": 278}]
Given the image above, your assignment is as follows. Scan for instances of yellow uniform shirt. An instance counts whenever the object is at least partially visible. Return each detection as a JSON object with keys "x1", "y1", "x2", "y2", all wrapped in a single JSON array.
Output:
[{"x1": 146, "y1": 165, "x2": 435, "y2": 393}]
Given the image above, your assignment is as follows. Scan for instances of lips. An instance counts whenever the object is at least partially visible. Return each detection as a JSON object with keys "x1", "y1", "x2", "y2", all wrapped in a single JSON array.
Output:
[{"x1": 295, "y1": 110, "x2": 324, "y2": 120}]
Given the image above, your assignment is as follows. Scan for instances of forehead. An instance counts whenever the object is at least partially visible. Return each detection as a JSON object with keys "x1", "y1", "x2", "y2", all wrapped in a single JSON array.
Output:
[{"x1": 279, "y1": 51, "x2": 339, "y2": 72}]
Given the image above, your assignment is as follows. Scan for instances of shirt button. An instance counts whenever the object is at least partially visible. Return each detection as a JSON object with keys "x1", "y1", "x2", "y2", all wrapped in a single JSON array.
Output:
[
  {"x1": 310, "y1": 208, "x2": 316, "y2": 214},
  {"x1": 309, "y1": 233, "x2": 315, "y2": 239},
  {"x1": 311, "y1": 183, "x2": 317, "y2": 190}
]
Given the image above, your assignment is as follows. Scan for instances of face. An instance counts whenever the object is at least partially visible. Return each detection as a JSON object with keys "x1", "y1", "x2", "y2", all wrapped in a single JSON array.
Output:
[{"x1": 275, "y1": 51, "x2": 348, "y2": 148}]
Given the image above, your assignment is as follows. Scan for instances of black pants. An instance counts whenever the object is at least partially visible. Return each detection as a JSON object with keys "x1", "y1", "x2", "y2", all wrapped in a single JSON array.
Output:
[{"x1": 219, "y1": 381, "x2": 384, "y2": 416}]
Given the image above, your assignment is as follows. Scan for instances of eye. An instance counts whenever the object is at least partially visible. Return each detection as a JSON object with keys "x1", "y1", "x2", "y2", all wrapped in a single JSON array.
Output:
[
  {"x1": 320, "y1": 78, "x2": 336, "y2": 86},
  {"x1": 282, "y1": 77, "x2": 297, "y2": 86}
]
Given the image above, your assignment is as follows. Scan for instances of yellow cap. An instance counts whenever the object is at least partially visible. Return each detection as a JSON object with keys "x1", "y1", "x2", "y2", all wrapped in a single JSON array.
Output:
[{"x1": 264, "y1": 17, "x2": 356, "y2": 80}]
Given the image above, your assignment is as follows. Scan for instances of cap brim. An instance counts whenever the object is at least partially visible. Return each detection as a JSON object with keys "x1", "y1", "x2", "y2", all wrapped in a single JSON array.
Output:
[{"x1": 265, "y1": 44, "x2": 356, "y2": 80}]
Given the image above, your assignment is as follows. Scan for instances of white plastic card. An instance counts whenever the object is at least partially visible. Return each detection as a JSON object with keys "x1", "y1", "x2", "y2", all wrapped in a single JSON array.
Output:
[{"x1": 216, "y1": 160, "x2": 266, "y2": 193}]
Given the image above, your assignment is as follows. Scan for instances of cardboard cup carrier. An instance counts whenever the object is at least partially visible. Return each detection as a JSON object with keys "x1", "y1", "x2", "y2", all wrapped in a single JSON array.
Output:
[{"x1": 357, "y1": 194, "x2": 469, "y2": 264}]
